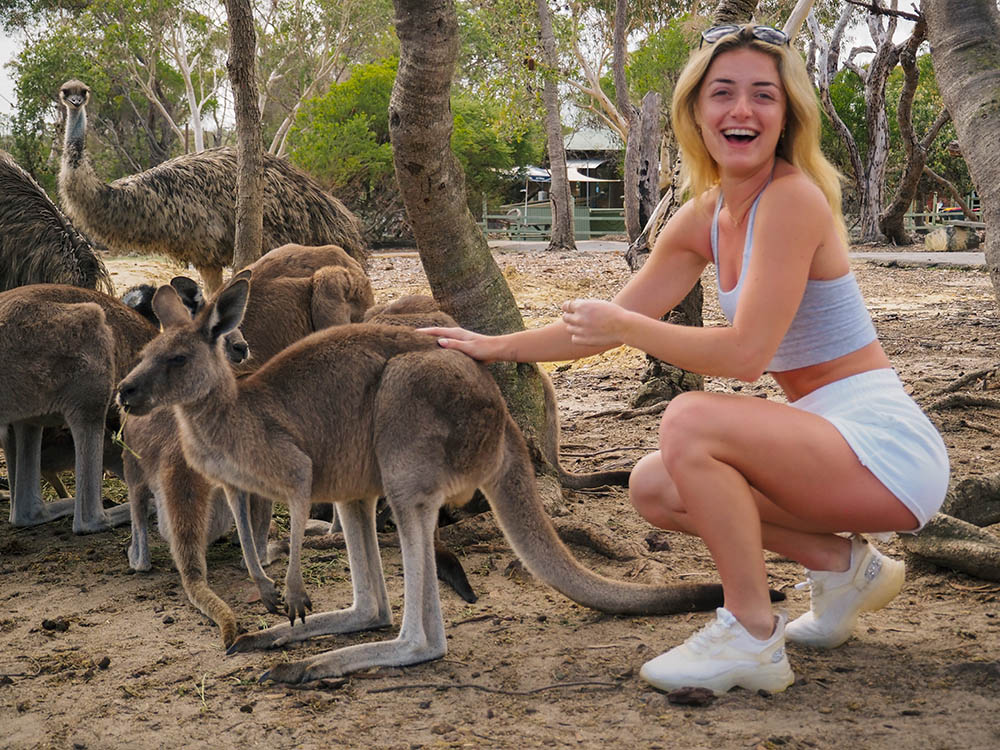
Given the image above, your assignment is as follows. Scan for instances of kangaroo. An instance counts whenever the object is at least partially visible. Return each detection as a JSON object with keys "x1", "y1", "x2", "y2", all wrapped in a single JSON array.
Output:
[
  {"x1": 117, "y1": 278, "x2": 731, "y2": 683},
  {"x1": 364, "y1": 295, "x2": 631, "y2": 489},
  {"x1": 0, "y1": 284, "x2": 167, "y2": 533},
  {"x1": 121, "y1": 246, "x2": 376, "y2": 646}
]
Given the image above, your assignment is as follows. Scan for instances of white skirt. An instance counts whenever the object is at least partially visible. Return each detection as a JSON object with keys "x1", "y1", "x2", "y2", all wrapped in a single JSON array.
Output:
[{"x1": 789, "y1": 368, "x2": 949, "y2": 531}]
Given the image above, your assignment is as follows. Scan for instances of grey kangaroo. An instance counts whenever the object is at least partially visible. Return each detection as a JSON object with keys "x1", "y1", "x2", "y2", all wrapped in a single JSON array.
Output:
[
  {"x1": 117, "y1": 277, "x2": 729, "y2": 683},
  {"x1": 1, "y1": 284, "x2": 163, "y2": 533},
  {"x1": 122, "y1": 245, "x2": 374, "y2": 647}
]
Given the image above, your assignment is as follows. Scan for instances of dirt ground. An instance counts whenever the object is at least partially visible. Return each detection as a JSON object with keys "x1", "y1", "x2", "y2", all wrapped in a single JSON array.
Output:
[{"x1": 1, "y1": 245, "x2": 999, "y2": 750}]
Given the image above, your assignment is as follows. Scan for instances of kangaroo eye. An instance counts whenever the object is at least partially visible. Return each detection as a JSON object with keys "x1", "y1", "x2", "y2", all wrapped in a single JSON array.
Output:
[{"x1": 166, "y1": 354, "x2": 188, "y2": 367}]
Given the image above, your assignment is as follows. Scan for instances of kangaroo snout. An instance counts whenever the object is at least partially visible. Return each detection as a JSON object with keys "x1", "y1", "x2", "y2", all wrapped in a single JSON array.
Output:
[{"x1": 116, "y1": 380, "x2": 151, "y2": 415}]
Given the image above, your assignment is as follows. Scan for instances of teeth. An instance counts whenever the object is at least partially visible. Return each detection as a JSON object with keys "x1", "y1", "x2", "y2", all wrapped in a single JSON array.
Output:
[{"x1": 723, "y1": 128, "x2": 757, "y2": 137}]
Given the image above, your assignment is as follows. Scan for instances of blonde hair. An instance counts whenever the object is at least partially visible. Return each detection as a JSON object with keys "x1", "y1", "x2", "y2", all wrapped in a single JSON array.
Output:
[{"x1": 671, "y1": 26, "x2": 847, "y2": 244}]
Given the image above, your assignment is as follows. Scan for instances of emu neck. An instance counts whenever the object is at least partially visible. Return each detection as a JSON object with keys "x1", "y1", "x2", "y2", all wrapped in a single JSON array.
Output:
[{"x1": 62, "y1": 107, "x2": 89, "y2": 171}]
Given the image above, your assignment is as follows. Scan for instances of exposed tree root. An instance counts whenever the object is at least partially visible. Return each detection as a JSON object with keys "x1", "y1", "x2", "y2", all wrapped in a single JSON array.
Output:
[
  {"x1": 900, "y1": 514, "x2": 1000, "y2": 582},
  {"x1": 940, "y1": 474, "x2": 1000, "y2": 527},
  {"x1": 925, "y1": 394, "x2": 1000, "y2": 412},
  {"x1": 920, "y1": 364, "x2": 1000, "y2": 402},
  {"x1": 302, "y1": 509, "x2": 645, "y2": 563}
]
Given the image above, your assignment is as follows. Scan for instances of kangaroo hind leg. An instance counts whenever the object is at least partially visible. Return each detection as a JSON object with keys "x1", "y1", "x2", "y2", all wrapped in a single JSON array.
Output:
[
  {"x1": 261, "y1": 491, "x2": 444, "y2": 684},
  {"x1": 228, "y1": 496, "x2": 391, "y2": 654}
]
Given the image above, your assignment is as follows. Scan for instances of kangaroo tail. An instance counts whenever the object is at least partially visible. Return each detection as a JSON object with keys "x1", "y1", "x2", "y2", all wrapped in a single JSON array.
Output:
[{"x1": 481, "y1": 417, "x2": 725, "y2": 615}]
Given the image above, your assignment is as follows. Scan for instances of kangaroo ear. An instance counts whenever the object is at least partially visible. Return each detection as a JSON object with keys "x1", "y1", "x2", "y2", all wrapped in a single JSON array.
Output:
[
  {"x1": 205, "y1": 277, "x2": 250, "y2": 342},
  {"x1": 169, "y1": 276, "x2": 205, "y2": 316},
  {"x1": 152, "y1": 285, "x2": 195, "y2": 329},
  {"x1": 230, "y1": 268, "x2": 252, "y2": 285}
]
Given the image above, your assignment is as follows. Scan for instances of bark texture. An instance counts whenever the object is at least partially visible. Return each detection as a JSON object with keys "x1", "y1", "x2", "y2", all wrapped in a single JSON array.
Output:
[
  {"x1": 388, "y1": 0, "x2": 555, "y2": 482},
  {"x1": 924, "y1": 0, "x2": 1000, "y2": 305},
  {"x1": 223, "y1": 0, "x2": 265, "y2": 272},
  {"x1": 879, "y1": 18, "x2": 950, "y2": 245}
]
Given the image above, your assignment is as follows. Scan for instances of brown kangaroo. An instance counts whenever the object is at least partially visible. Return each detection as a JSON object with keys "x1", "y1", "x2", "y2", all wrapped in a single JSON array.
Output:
[
  {"x1": 122, "y1": 245, "x2": 373, "y2": 646},
  {"x1": 117, "y1": 277, "x2": 730, "y2": 683}
]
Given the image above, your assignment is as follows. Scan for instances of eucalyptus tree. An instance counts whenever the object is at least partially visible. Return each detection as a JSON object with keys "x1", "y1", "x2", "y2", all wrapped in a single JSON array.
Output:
[
  {"x1": 256, "y1": 0, "x2": 396, "y2": 157},
  {"x1": 537, "y1": 0, "x2": 576, "y2": 251},
  {"x1": 390, "y1": 0, "x2": 566, "y2": 504},
  {"x1": 924, "y1": 0, "x2": 1000, "y2": 303},
  {"x1": 223, "y1": 0, "x2": 264, "y2": 271}
]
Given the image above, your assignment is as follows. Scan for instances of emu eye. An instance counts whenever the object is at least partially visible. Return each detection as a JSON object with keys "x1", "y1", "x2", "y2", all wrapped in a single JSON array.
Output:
[{"x1": 166, "y1": 354, "x2": 188, "y2": 367}]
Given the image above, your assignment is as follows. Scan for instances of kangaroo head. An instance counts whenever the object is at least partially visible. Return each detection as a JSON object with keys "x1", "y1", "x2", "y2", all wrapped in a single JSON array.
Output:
[{"x1": 117, "y1": 276, "x2": 250, "y2": 416}]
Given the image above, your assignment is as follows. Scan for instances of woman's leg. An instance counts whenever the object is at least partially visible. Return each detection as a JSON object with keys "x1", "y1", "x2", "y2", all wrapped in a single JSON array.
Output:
[
  {"x1": 630, "y1": 451, "x2": 854, "y2": 573},
  {"x1": 631, "y1": 390, "x2": 916, "y2": 640}
]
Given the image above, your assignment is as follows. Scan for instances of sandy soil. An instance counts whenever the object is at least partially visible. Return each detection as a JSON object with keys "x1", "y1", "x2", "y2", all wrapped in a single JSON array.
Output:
[{"x1": 1, "y1": 246, "x2": 999, "y2": 750}]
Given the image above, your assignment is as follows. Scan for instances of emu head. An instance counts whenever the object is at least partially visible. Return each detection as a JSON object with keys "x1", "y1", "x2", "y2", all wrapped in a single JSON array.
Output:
[
  {"x1": 59, "y1": 80, "x2": 90, "y2": 111},
  {"x1": 117, "y1": 275, "x2": 251, "y2": 416}
]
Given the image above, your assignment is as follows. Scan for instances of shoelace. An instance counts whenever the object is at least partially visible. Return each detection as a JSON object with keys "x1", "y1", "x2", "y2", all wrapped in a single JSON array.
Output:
[
  {"x1": 685, "y1": 617, "x2": 734, "y2": 653},
  {"x1": 794, "y1": 571, "x2": 829, "y2": 597}
]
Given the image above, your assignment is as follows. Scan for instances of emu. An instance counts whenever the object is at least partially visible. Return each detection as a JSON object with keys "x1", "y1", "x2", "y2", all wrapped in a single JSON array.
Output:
[
  {"x1": 0, "y1": 149, "x2": 113, "y2": 294},
  {"x1": 117, "y1": 278, "x2": 731, "y2": 683},
  {"x1": 57, "y1": 80, "x2": 367, "y2": 293}
]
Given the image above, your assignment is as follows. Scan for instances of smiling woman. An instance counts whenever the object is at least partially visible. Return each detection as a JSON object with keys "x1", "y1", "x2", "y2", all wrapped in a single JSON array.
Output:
[{"x1": 417, "y1": 22, "x2": 949, "y2": 699}]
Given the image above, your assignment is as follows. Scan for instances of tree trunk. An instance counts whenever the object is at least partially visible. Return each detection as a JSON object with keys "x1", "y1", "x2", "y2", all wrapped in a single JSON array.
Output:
[
  {"x1": 224, "y1": 0, "x2": 264, "y2": 273},
  {"x1": 389, "y1": 0, "x2": 556, "y2": 482},
  {"x1": 924, "y1": 0, "x2": 1000, "y2": 306},
  {"x1": 613, "y1": 0, "x2": 642, "y2": 241},
  {"x1": 537, "y1": 0, "x2": 575, "y2": 252},
  {"x1": 880, "y1": 17, "x2": 941, "y2": 245},
  {"x1": 713, "y1": 0, "x2": 758, "y2": 23},
  {"x1": 857, "y1": 12, "x2": 899, "y2": 243},
  {"x1": 635, "y1": 92, "x2": 662, "y2": 234}
]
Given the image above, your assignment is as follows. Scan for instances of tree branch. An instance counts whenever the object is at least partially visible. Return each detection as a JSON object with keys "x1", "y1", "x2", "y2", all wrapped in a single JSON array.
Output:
[{"x1": 844, "y1": 0, "x2": 922, "y2": 23}]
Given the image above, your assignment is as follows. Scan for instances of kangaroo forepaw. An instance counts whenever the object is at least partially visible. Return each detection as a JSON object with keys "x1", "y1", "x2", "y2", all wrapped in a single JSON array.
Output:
[
  {"x1": 258, "y1": 580, "x2": 283, "y2": 614},
  {"x1": 285, "y1": 592, "x2": 313, "y2": 626}
]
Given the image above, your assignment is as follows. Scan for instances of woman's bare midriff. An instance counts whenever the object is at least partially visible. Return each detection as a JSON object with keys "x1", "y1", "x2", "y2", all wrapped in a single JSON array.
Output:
[{"x1": 770, "y1": 340, "x2": 892, "y2": 403}]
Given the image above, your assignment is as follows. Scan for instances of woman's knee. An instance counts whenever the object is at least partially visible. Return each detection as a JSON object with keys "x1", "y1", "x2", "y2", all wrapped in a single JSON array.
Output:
[
  {"x1": 628, "y1": 452, "x2": 685, "y2": 522},
  {"x1": 658, "y1": 391, "x2": 724, "y2": 471}
]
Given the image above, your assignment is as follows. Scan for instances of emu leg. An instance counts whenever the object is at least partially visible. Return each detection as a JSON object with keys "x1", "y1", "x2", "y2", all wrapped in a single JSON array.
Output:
[
  {"x1": 42, "y1": 471, "x2": 71, "y2": 498},
  {"x1": 196, "y1": 265, "x2": 224, "y2": 296},
  {"x1": 228, "y1": 496, "x2": 392, "y2": 655},
  {"x1": 262, "y1": 493, "x2": 446, "y2": 683}
]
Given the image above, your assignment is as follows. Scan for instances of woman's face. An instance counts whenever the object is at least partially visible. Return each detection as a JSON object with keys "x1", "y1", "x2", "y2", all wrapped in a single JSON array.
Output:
[{"x1": 695, "y1": 47, "x2": 787, "y2": 175}]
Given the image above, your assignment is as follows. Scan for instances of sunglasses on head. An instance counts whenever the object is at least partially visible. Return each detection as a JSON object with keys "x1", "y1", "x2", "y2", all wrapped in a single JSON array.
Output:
[{"x1": 699, "y1": 24, "x2": 790, "y2": 49}]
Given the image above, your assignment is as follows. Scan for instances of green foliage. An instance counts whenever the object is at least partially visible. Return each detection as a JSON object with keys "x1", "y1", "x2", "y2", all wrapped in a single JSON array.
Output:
[
  {"x1": 289, "y1": 57, "x2": 543, "y2": 235},
  {"x1": 625, "y1": 17, "x2": 694, "y2": 120},
  {"x1": 288, "y1": 58, "x2": 396, "y2": 197}
]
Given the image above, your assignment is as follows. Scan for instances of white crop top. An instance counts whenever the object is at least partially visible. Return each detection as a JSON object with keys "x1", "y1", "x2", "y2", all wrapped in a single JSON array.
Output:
[{"x1": 711, "y1": 188, "x2": 877, "y2": 372}]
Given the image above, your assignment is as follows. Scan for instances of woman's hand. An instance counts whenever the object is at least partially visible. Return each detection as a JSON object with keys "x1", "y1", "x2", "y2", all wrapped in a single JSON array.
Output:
[
  {"x1": 415, "y1": 326, "x2": 501, "y2": 363},
  {"x1": 561, "y1": 298, "x2": 630, "y2": 348}
]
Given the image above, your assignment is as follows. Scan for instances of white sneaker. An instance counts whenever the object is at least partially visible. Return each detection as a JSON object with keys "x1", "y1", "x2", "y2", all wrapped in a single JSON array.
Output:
[
  {"x1": 786, "y1": 535, "x2": 905, "y2": 649},
  {"x1": 639, "y1": 607, "x2": 794, "y2": 696}
]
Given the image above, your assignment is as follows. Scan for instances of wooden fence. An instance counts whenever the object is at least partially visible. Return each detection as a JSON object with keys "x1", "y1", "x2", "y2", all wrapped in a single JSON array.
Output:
[{"x1": 479, "y1": 202, "x2": 625, "y2": 241}]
